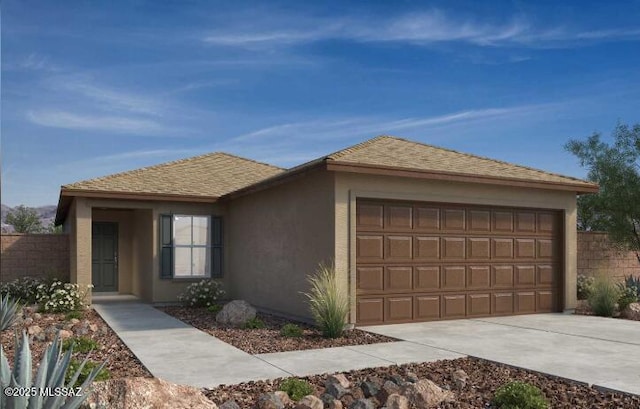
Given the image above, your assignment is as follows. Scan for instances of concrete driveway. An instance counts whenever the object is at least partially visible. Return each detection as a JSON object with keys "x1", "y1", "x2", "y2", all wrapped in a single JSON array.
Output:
[{"x1": 362, "y1": 314, "x2": 640, "y2": 396}]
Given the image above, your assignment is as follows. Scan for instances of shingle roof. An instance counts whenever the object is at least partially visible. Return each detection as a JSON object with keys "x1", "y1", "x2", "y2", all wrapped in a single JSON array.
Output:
[
  {"x1": 62, "y1": 152, "x2": 284, "y2": 198},
  {"x1": 324, "y1": 135, "x2": 596, "y2": 189}
]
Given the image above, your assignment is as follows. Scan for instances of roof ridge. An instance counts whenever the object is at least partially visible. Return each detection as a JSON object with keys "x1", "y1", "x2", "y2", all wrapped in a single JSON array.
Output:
[
  {"x1": 326, "y1": 135, "x2": 391, "y2": 160},
  {"x1": 63, "y1": 151, "x2": 281, "y2": 189},
  {"x1": 377, "y1": 134, "x2": 590, "y2": 184}
]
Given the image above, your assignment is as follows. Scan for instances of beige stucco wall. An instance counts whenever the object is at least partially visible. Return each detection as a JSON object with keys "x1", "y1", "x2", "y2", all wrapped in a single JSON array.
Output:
[
  {"x1": 67, "y1": 197, "x2": 226, "y2": 304},
  {"x1": 227, "y1": 169, "x2": 335, "y2": 321},
  {"x1": 334, "y1": 172, "x2": 578, "y2": 323}
]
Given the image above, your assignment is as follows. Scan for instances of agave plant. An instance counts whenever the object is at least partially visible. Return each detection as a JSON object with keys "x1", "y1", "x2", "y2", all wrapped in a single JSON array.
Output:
[
  {"x1": 0, "y1": 331, "x2": 106, "y2": 409},
  {"x1": 0, "y1": 294, "x2": 21, "y2": 331},
  {"x1": 623, "y1": 275, "x2": 640, "y2": 298}
]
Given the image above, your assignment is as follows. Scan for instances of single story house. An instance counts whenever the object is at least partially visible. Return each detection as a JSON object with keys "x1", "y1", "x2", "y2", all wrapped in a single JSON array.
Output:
[{"x1": 55, "y1": 136, "x2": 598, "y2": 325}]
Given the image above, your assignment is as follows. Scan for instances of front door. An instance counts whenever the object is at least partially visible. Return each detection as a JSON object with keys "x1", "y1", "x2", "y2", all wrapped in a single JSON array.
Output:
[{"x1": 92, "y1": 222, "x2": 118, "y2": 292}]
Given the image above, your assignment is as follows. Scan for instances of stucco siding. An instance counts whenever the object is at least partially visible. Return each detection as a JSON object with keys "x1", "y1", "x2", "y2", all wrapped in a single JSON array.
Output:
[
  {"x1": 227, "y1": 169, "x2": 335, "y2": 320},
  {"x1": 334, "y1": 172, "x2": 578, "y2": 323},
  {"x1": 132, "y1": 209, "x2": 153, "y2": 301}
]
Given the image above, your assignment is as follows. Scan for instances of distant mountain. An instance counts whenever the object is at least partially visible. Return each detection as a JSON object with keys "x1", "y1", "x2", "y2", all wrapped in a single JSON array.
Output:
[{"x1": 1, "y1": 204, "x2": 57, "y2": 233}]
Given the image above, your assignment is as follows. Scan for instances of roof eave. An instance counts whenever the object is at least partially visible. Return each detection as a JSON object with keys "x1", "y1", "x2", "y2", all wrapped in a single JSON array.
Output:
[
  {"x1": 325, "y1": 160, "x2": 599, "y2": 194},
  {"x1": 54, "y1": 188, "x2": 220, "y2": 225}
]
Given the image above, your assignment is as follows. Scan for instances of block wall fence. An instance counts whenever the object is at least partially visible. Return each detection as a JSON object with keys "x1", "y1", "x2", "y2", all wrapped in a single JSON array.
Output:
[{"x1": 0, "y1": 231, "x2": 638, "y2": 284}]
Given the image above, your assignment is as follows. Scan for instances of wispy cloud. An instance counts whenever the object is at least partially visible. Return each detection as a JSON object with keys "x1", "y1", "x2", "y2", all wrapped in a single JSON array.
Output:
[
  {"x1": 26, "y1": 110, "x2": 170, "y2": 135},
  {"x1": 50, "y1": 77, "x2": 163, "y2": 116},
  {"x1": 202, "y1": 10, "x2": 640, "y2": 49}
]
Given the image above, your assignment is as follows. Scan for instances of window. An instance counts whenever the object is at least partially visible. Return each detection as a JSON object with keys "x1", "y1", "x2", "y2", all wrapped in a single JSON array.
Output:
[{"x1": 160, "y1": 214, "x2": 223, "y2": 279}]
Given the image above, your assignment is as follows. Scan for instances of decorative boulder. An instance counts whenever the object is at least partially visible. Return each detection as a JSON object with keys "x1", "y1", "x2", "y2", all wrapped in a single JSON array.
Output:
[
  {"x1": 81, "y1": 377, "x2": 217, "y2": 409},
  {"x1": 295, "y1": 395, "x2": 323, "y2": 409},
  {"x1": 215, "y1": 300, "x2": 256, "y2": 326},
  {"x1": 623, "y1": 302, "x2": 640, "y2": 320},
  {"x1": 401, "y1": 379, "x2": 455, "y2": 408}
]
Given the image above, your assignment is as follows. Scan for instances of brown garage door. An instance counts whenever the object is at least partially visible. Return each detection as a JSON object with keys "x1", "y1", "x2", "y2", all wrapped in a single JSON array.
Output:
[{"x1": 356, "y1": 199, "x2": 562, "y2": 325}]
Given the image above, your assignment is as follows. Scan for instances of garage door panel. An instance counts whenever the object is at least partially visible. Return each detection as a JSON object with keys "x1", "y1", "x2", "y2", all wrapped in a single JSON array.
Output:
[
  {"x1": 492, "y1": 238, "x2": 514, "y2": 258},
  {"x1": 468, "y1": 210, "x2": 491, "y2": 232},
  {"x1": 516, "y1": 212, "x2": 536, "y2": 233},
  {"x1": 516, "y1": 291, "x2": 536, "y2": 313},
  {"x1": 515, "y1": 239, "x2": 535, "y2": 259},
  {"x1": 386, "y1": 297, "x2": 413, "y2": 321},
  {"x1": 414, "y1": 266, "x2": 440, "y2": 290},
  {"x1": 387, "y1": 205, "x2": 413, "y2": 229},
  {"x1": 492, "y1": 265, "x2": 514, "y2": 288},
  {"x1": 442, "y1": 266, "x2": 466, "y2": 289},
  {"x1": 492, "y1": 292, "x2": 514, "y2": 314},
  {"x1": 356, "y1": 199, "x2": 561, "y2": 324},
  {"x1": 537, "y1": 291, "x2": 554, "y2": 312},
  {"x1": 442, "y1": 237, "x2": 465, "y2": 259},
  {"x1": 467, "y1": 266, "x2": 490, "y2": 288},
  {"x1": 357, "y1": 267, "x2": 384, "y2": 293},
  {"x1": 357, "y1": 204, "x2": 384, "y2": 229},
  {"x1": 415, "y1": 207, "x2": 440, "y2": 230},
  {"x1": 493, "y1": 211, "x2": 514, "y2": 232},
  {"x1": 442, "y1": 295, "x2": 466, "y2": 318},
  {"x1": 537, "y1": 265, "x2": 554, "y2": 285},
  {"x1": 468, "y1": 238, "x2": 490, "y2": 259},
  {"x1": 385, "y1": 267, "x2": 412, "y2": 291},
  {"x1": 357, "y1": 235, "x2": 383, "y2": 261},
  {"x1": 515, "y1": 265, "x2": 536, "y2": 286},
  {"x1": 415, "y1": 295, "x2": 440, "y2": 320},
  {"x1": 414, "y1": 237, "x2": 439, "y2": 260},
  {"x1": 385, "y1": 236, "x2": 413, "y2": 259},
  {"x1": 357, "y1": 298, "x2": 384, "y2": 324},
  {"x1": 442, "y1": 209, "x2": 465, "y2": 231}
]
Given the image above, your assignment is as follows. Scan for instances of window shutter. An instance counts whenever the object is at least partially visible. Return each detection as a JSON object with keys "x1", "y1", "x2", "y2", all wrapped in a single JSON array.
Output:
[
  {"x1": 211, "y1": 216, "x2": 223, "y2": 277},
  {"x1": 160, "y1": 215, "x2": 173, "y2": 279}
]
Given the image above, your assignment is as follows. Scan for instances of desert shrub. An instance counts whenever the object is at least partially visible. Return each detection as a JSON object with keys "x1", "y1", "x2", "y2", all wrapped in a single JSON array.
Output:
[
  {"x1": 617, "y1": 285, "x2": 638, "y2": 311},
  {"x1": 302, "y1": 262, "x2": 349, "y2": 339},
  {"x1": 207, "y1": 304, "x2": 223, "y2": 314},
  {"x1": 65, "y1": 310, "x2": 84, "y2": 320},
  {"x1": 493, "y1": 381, "x2": 549, "y2": 409},
  {"x1": 0, "y1": 276, "x2": 42, "y2": 304},
  {"x1": 66, "y1": 358, "x2": 110, "y2": 386},
  {"x1": 280, "y1": 323, "x2": 303, "y2": 338},
  {"x1": 62, "y1": 336, "x2": 99, "y2": 353},
  {"x1": 588, "y1": 275, "x2": 619, "y2": 317},
  {"x1": 0, "y1": 294, "x2": 21, "y2": 331},
  {"x1": 36, "y1": 281, "x2": 88, "y2": 313},
  {"x1": 278, "y1": 378, "x2": 314, "y2": 401},
  {"x1": 577, "y1": 274, "x2": 595, "y2": 300},
  {"x1": 177, "y1": 279, "x2": 225, "y2": 308},
  {"x1": 244, "y1": 317, "x2": 265, "y2": 329},
  {"x1": 622, "y1": 275, "x2": 640, "y2": 298}
]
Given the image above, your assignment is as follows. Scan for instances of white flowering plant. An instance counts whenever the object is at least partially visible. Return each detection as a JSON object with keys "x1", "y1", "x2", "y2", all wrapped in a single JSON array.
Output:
[
  {"x1": 177, "y1": 279, "x2": 225, "y2": 308},
  {"x1": 36, "y1": 280, "x2": 88, "y2": 313}
]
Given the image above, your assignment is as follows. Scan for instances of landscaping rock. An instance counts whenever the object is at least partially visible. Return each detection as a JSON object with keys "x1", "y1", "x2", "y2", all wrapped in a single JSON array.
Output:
[
  {"x1": 320, "y1": 393, "x2": 336, "y2": 407},
  {"x1": 328, "y1": 399, "x2": 343, "y2": 409},
  {"x1": 256, "y1": 392, "x2": 285, "y2": 409},
  {"x1": 295, "y1": 395, "x2": 323, "y2": 409},
  {"x1": 401, "y1": 379, "x2": 454, "y2": 407},
  {"x1": 325, "y1": 382, "x2": 349, "y2": 399},
  {"x1": 82, "y1": 377, "x2": 216, "y2": 409},
  {"x1": 452, "y1": 369, "x2": 469, "y2": 389},
  {"x1": 70, "y1": 318, "x2": 80, "y2": 325},
  {"x1": 404, "y1": 373, "x2": 419, "y2": 383},
  {"x1": 326, "y1": 373, "x2": 351, "y2": 389},
  {"x1": 376, "y1": 381, "x2": 401, "y2": 403},
  {"x1": 219, "y1": 400, "x2": 240, "y2": 409},
  {"x1": 216, "y1": 300, "x2": 257, "y2": 326},
  {"x1": 341, "y1": 394, "x2": 356, "y2": 408},
  {"x1": 385, "y1": 394, "x2": 409, "y2": 409},
  {"x1": 274, "y1": 391, "x2": 292, "y2": 407},
  {"x1": 349, "y1": 399, "x2": 375, "y2": 409},
  {"x1": 89, "y1": 323, "x2": 99, "y2": 332},
  {"x1": 623, "y1": 302, "x2": 640, "y2": 320},
  {"x1": 389, "y1": 375, "x2": 404, "y2": 386},
  {"x1": 23, "y1": 317, "x2": 33, "y2": 326},
  {"x1": 33, "y1": 313, "x2": 42, "y2": 320},
  {"x1": 360, "y1": 381, "x2": 379, "y2": 398},
  {"x1": 58, "y1": 329, "x2": 73, "y2": 340},
  {"x1": 27, "y1": 325, "x2": 42, "y2": 336}
]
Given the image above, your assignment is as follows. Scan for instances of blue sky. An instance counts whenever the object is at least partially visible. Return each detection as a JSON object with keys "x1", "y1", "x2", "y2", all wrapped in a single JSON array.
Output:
[{"x1": 2, "y1": 0, "x2": 639, "y2": 207}]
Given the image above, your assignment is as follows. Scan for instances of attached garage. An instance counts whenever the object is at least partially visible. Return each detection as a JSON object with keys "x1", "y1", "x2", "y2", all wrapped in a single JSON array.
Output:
[{"x1": 355, "y1": 199, "x2": 562, "y2": 324}]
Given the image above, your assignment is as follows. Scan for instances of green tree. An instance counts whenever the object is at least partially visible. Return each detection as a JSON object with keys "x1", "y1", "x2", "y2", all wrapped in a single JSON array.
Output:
[
  {"x1": 565, "y1": 122, "x2": 640, "y2": 262},
  {"x1": 4, "y1": 205, "x2": 43, "y2": 233}
]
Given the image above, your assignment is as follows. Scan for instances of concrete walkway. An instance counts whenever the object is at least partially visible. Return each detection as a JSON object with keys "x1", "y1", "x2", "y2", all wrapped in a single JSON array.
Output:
[
  {"x1": 93, "y1": 299, "x2": 462, "y2": 387},
  {"x1": 93, "y1": 300, "x2": 290, "y2": 387},
  {"x1": 363, "y1": 314, "x2": 640, "y2": 396}
]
